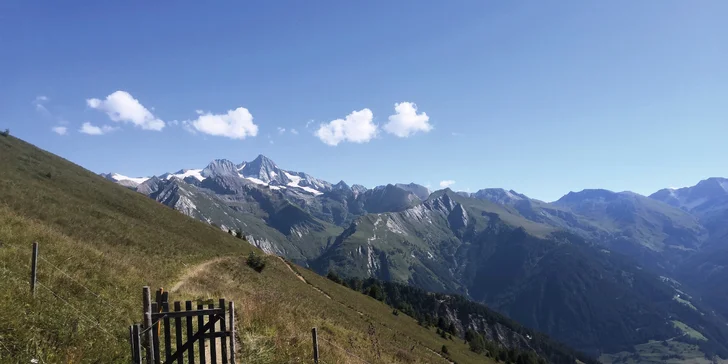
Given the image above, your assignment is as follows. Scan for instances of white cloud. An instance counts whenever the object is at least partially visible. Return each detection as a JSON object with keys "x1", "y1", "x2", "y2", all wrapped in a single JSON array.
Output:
[
  {"x1": 86, "y1": 90, "x2": 165, "y2": 131},
  {"x1": 79, "y1": 122, "x2": 117, "y2": 135},
  {"x1": 277, "y1": 127, "x2": 286, "y2": 134},
  {"x1": 315, "y1": 109, "x2": 378, "y2": 146},
  {"x1": 439, "y1": 180, "x2": 456, "y2": 189},
  {"x1": 384, "y1": 102, "x2": 432, "y2": 138},
  {"x1": 305, "y1": 120, "x2": 314, "y2": 129},
  {"x1": 186, "y1": 107, "x2": 258, "y2": 140},
  {"x1": 195, "y1": 110, "x2": 204, "y2": 115},
  {"x1": 290, "y1": 129, "x2": 299, "y2": 135},
  {"x1": 51, "y1": 126, "x2": 67, "y2": 135},
  {"x1": 33, "y1": 95, "x2": 50, "y2": 115}
]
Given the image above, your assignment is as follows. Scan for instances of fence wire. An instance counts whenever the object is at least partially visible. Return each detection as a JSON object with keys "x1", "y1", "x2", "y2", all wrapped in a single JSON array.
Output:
[
  {"x1": 35, "y1": 280, "x2": 118, "y2": 339},
  {"x1": 38, "y1": 256, "x2": 108, "y2": 302},
  {"x1": 318, "y1": 336, "x2": 373, "y2": 364}
]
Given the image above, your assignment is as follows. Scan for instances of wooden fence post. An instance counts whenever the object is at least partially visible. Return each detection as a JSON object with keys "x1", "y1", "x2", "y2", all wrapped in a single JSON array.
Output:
[
  {"x1": 132, "y1": 324, "x2": 142, "y2": 364},
  {"x1": 312, "y1": 327, "x2": 319, "y2": 364},
  {"x1": 30, "y1": 242, "x2": 38, "y2": 297},
  {"x1": 143, "y1": 286, "x2": 155, "y2": 363}
]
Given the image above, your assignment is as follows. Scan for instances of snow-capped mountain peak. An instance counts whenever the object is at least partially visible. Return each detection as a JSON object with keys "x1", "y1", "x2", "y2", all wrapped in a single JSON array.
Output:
[{"x1": 100, "y1": 173, "x2": 150, "y2": 188}]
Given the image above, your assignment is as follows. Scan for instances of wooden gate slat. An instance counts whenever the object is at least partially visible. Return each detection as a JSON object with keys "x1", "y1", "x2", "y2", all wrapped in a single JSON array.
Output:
[
  {"x1": 129, "y1": 325, "x2": 136, "y2": 363},
  {"x1": 132, "y1": 324, "x2": 142, "y2": 364},
  {"x1": 208, "y1": 303, "x2": 217, "y2": 364},
  {"x1": 198, "y1": 303, "x2": 206, "y2": 364},
  {"x1": 152, "y1": 302, "x2": 161, "y2": 364},
  {"x1": 185, "y1": 301, "x2": 195, "y2": 363},
  {"x1": 219, "y1": 299, "x2": 228, "y2": 363},
  {"x1": 174, "y1": 301, "x2": 183, "y2": 364},
  {"x1": 163, "y1": 301, "x2": 172, "y2": 363}
]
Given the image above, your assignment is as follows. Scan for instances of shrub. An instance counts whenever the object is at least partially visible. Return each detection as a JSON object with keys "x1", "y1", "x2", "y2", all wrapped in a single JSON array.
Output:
[
  {"x1": 0, "y1": 129, "x2": 8, "y2": 137},
  {"x1": 246, "y1": 252, "x2": 266, "y2": 272},
  {"x1": 235, "y1": 230, "x2": 243, "y2": 239},
  {"x1": 392, "y1": 309, "x2": 399, "y2": 316},
  {"x1": 394, "y1": 349, "x2": 415, "y2": 363},
  {"x1": 441, "y1": 345, "x2": 449, "y2": 355}
]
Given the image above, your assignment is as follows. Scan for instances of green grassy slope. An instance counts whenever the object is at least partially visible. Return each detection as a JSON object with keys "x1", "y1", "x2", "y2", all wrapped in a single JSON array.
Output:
[{"x1": 0, "y1": 135, "x2": 491, "y2": 363}]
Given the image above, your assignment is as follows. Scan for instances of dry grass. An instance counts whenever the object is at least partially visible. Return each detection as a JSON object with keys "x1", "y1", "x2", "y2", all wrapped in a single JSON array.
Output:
[{"x1": 0, "y1": 135, "x2": 492, "y2": 363}]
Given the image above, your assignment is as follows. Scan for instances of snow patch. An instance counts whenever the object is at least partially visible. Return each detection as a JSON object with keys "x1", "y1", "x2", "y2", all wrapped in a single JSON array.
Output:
[
  {"x1": 111, "y1": 173, "x2": 149, "y2": 184},
  {"x1": 283, "y1": 171, "x2": 323, "y2": 195},
  {"x1": 284, "y1": 172, "x2": 302, "y2": 185},
  {"x1": 299, "y1": 186, "x2": 323, "y2": 195},
  {"x1": 245, "y1": 177, "x2": 267, "y2": 185},
  {"x1": 167, "y1": 169, "x2": 205, "y2": 182}
]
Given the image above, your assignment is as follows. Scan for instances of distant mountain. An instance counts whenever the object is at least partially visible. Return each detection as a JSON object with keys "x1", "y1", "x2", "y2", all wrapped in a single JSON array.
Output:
[
  {"x1": 118, "y1": 156, "x2": 430, "y2": 262},
  {"x1": 650, "y1": 178, "x2": 728, "y2": 322},
  {"x1": 103, "y1": 157, "x2": 728, "y2": 361},
  {"x1": 395, "y1": 183, "x2": 431, "y2": 200},
  {"x1": 553, "y1": 189, "x2": 707, "y2": 270},
  {"x1": 314, "y1": 189, "x2": 728, "y2": 357},
  {"x1": 470, "y1": 188, "x2": 529, "y2": 205},
  {"x1": 651, "y1": 177, "x2": 728, "y2": 241}
]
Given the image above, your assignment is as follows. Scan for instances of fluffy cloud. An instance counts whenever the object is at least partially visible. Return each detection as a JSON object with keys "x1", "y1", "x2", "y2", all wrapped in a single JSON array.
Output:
[
  {"x1": 79, "y1": 122, "x2": 117, "y2": 135},
  {"x1": 439, "y1": 180, "x2": 456, "y2": 188},
  {"x1": 384, "y1": 102, "x2": 431, "y2": 138},
  {"x1": 186, "y1": 107, "x2": 258, "y2": 140},
  {"x1": 290, "y1": 129, "x2": 299, "y2": 135},
  {"x1": 277, "y1": 127, "x2": 286, "y2": 134},
  {"x1": 315, "y1": 109, "x2": 378, "y2": 146},
  {"x1": 87, "y1": 91, "x2": 165, "y2": 131},
  {"x1": 51, "y1": 126, "x2": 67, "y2": 135}
]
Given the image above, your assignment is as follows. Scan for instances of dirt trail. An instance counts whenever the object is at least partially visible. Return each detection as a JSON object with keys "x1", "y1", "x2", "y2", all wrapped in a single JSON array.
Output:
[
  {"x1": 425, "y1": 347, "x2": 456, "y2": 364},
  {"x1": 276, "y1": 256, "x2": 332, "y2": 299},
  {"x1": 170, "y1": 257, "x2": 228, "y2": 293}
]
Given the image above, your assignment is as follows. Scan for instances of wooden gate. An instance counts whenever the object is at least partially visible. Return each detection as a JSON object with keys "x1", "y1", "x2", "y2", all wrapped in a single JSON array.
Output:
[{"x1": 130, "y1": 287, "x2": 236, "y2": 364}]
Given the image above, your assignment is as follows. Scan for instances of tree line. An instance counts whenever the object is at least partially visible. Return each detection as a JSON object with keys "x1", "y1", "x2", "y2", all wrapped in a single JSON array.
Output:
[{"x1": 326, "y1": 272, "x2": 599, "y2": 364}]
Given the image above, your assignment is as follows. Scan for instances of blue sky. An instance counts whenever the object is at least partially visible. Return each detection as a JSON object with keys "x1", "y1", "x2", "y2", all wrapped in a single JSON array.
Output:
[{"x1": 1, "y1": 1, "x2": 726, "y2": 201}]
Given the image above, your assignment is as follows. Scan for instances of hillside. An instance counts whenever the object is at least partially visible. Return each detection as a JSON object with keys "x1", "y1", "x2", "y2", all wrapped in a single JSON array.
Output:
[{"x1": 0, "y1": 135, "x2": 496, "y2": 363}]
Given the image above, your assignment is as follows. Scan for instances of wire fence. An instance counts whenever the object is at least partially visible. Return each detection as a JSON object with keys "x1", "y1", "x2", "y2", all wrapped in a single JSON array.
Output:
[
  {"x1": 38, "y1": 256, "x2": 108, "y2": 303},
  {"x1": 35, "y1": 280, "x2": 118, "y2": 339},
  {"x1": 1, "y1": 262, "x2": 121, "y2": 341},
  {"x1": 318, "y1": 336, "x2": 373, "y2": 364}
]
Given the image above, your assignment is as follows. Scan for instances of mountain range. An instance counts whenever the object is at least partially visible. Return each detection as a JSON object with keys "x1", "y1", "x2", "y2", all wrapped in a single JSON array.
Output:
[{"x1": 103, "y1": 155, "x2": 728, "y2": 361}]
